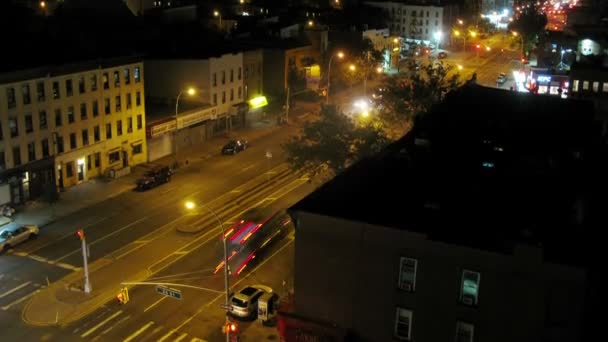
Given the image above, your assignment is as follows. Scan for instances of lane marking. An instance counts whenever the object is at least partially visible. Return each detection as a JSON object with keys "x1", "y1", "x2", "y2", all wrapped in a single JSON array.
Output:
[
  {"x1": 158, "y1": 328, "x2": 178, "y2": 342},
  {"x1": 230, "y1": 190, "x2": 242, "y2": 193},
  {"x1": 174, "y1": 251, "x2": 187, "y2": 255},
  {"x1": 174, "y1": 332, "x2": 188, "y2": 342},
  {"x1": 241, "y1": 164, "x2": 255, "y2": 172},
  {"x1": 24, "y1": 216, "x2": 111, "y2": 255},
  {"x1": 80, "y1": 310, "x2": 123, "y2": 338},
  {"x1": 55, "y1": 262, "x2": 81, "y2": 271},
  {"x1": 143, "y1": 296, "x2": 166, "y2": 313},
  {"x1": 190, "y1": 338, "x2": 206, "y2": 342},
  {"x1": 1, "y1": 290, "x2": 38, "y2": 310},
  {"x1": 23, "y1": 254, "x2": 80, "y2": 271},
  {"x1": 98, "y1": 314, "x2": 130, "y2": 337},
  {"x1": 0, "y1": 281, "x2": 32, "y2": 299},
  {"x1": 123, "y1": 321, "x2": 155, "y2": 342},
  {"x1": 161, "y1": 187, "x2": 177, "y2": 195},
  {"x1": 134, "y1": 240, "x2": 150, "y2": 244},
  {"x1": 148, "y1": 324, "x2": 165, "y2": 338}
]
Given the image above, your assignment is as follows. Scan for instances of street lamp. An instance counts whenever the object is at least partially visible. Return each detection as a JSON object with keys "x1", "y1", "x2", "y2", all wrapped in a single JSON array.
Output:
[
  {"x1": 174, "y1": 87, "x2": 196, "y2": 168},
  {"x1": 184, "y1": 201, "x2": 231, "y2": 342},
  {"x1": 214, "y1": 10, "x2": 222, "y2": 30},
  {"x1": 457, "y1": 19, "x2": 464, "y2": 25},
  {"x1": 326, "y1": 51, "x2": 344, "y2": 104},
  {"x1": 308, "y1": 20, "x2": 314, "y2": 27},
  {"x1": 349, "y1": 64, "x2": 356, "y2": 71}
]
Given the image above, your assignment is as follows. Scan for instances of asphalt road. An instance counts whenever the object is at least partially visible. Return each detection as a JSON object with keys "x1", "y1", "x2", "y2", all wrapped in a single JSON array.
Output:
[{"x1": 0, "y1": 110, "x2": 317, "y2": 341}]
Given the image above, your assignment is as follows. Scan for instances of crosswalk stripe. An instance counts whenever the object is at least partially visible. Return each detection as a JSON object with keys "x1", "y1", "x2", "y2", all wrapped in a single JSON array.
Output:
[
  {"x1": 158, "y1": 328, "x2": 177, "y2": 342},
  {"x1": 123, "y1": 321, "x2": 154, "y2": 342},
  {"x1": 174, "y1": 332, "x2": 188, "y2": 342},
  {"x1": 0, "y1": 281, "x2": 31, "y2": 299},
  {"x1": 81, "y1": 310, "x2": 123, "y2": 338}
]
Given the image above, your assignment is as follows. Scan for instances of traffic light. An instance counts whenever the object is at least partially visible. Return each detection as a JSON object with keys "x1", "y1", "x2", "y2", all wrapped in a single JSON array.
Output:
[
  {"x1": 77, "y1": 229, "x2": 85, "y2": 241},
  {"x1": 475, "y1": 44, "x2": 481, "y2": 49},
  {"x1": 116, "y1": 287, "x2": 129, "y2": 304},
  {"x1": 223, "y1": 322, "x2": 238, "y2": 334}
]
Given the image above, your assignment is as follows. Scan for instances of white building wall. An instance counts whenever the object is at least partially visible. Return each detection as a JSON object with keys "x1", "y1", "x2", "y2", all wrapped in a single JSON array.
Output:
[
  {"x1": 208, "y1": 53, "x2": 245, "y2": 116},
  {"x1": 365, "y1": 2, "x2": 444, "y2": 43}
]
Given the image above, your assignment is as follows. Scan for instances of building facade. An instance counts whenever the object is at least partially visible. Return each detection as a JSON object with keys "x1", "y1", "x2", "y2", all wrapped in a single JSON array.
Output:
[{"x1": 0, "y1": 58, "x2": 147, "y2": 203}]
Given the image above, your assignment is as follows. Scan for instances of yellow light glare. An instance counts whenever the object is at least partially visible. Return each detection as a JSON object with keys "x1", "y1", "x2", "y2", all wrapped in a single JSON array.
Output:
[
  {"x1": 470, "y1": 31, "x2": 477, "y2": 37},
  {"x1": 308, "y1": 20, "x2": 314, "y2": 26},
  {"x1": 337, "y1": 51, "x2": 344, "y2": 58},
  {"x1": 457, "y1": 64, "x2": 463, "y2": 70},
  {"x1": 187, "y1": 88, "x2": 196, "y2": 95},
  {"x1": 185, "y1": 201, "x2": 195, "y2": 210},
  {"x1": 214, "y1": 10, "x2": 220, "y2": 17},
  {"x1": 361, "y1": 110, "x2": 370, "y2": 117},
  {"x1": 393, "y1": 38, "x2": 399, "y2": 43},
  {"x1": 249, "y1": 96, "x2": 268, "y2": 109},
  {"x1": 349, "y1": 64, "x2": 356, "y2": 71},
  {"x1": 376, "y1": 67, "x2": 383, "y2": 73}
]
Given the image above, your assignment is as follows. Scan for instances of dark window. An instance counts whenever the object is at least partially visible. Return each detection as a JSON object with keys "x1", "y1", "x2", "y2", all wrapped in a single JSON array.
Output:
[
  {"x1": 238, "y1": 67, "x2": 242, "y2": 80},
  {"x1": 67, "y1": 106, "x2": 75, "y2": 123},
  {"x1": 103, "y1": 72, "x2": 109, "y2": 89},
  {"x1": 134, "y1": 67, "x2": 141, "y2": 82},
  {"x1": 394, "y1": 308, "x2": 412, "y2": 340},
  {"x1": 25, "y1": 114, "x2": 33, "y2": 133},
  {"x1": 104, "y1": 97, "x2": 110, "y2": 114},
  {"x1": 82, "y1": 129, "x2": 89, "y2": 145},
  {"x1": 87, "y1": 154, "x2": 91, "y2": 170},
  {"x1": 133, "y1": 144, "x2": 143, "y2": 154},
  {"x1": 7, "y1": 87, "x2": 16, "y2": 108},
  {"x1": 238, "y1": 86, "x2": 242, "y2": 99},
  {"x1": 41, "y1": 138, "x2": 49, "y2": 157},
  {"x1": 126, "y1": 93, "x2": 132, "y2": 109},
  {"x1": 106, "y1": 123, "x2": 112, "y2": 139},
  {"x1": 230, "y1": 89, "x2": 234, "y2": 101},
  {"x1": 213, "y1": 93, "x2": 217, "y2": 104},
  {"x1": 27, "y1": 142, "x2": 35, "y2": 162},
  {"x1": 136, "y1": 91, "x2": 141, "y2": 106},
  {"x1": 92, "y1": 100, "x2": 99, "y2": 117},
  {"x1": 22, "y1": 84, "x2": 31, "y2": 105},
  {"x1": 12, "y1": 146, "x2": 21, "y2": 166},
  {"x1": 66, "y1": 162, "x2": 73, "y2": 177},
  {"x1": 94, "y1": 125, "x2": 100, "y2": 142},
  {"x1": 115, "y1": 95, "x2": 121, "y2": 112},
  {"x1": 222, "y1": 91, "x2": 226, "y2": 104},
  {"x1": 36, "y1": 81, "x2": 45, "y2": 102},
  {"x1": 109, "y1": 151, "x2": 120, "y2": 164},
  {"x1": 244, "y1": 66, "x2": 249, "y2": 78},
  {"x1": 39, "y1": 110, "x2": 47, "y2": 129},
  {"x1": 94, "y1": 152, "x2": 100, "y2": 167},
  {"x1": 137, "y1": 114, "x2": 143, "y2": 129},
  {"x1": 0, "y1": 122, "x2": 2, "y2": 140},
  {"x1": 127, "y1": 117, "x2": 133, "y2": 133},
  {"x1": 230, "y1": 69, "x2": 234, "y2": 82},
  {"x1": 113, "y1": 71, "x2": 120, "y2": 87},
  {"x1": 0, "y1": 151, "x2": 4, "y2": 170},
  {"x1": 455, "y1": 321, "x2": 474, "y2": 342},
  {"x1": 66, "y1": 79, "x2": 73, "y2": 96},
  {"x1": 78, "y1": 76, "x2": 85, "y2": 94},
  {"x1": 80, "y1": 103, "x2": 87, "y2": 119},
  {"x1": 52, "y1": 81, "x2": 60, "y2": 99},
  {"x1": 9, "y1": 117, "x2": 18, "y2": 137},
  {"x1": 222, "y1": 71, "x2": 226, "y2": 84},
  {"x1": 213, "y1": 73, "x2": 217, "y2": 86},
  {"x1": 55, "y1": 109, "x2": 62, "y2": 127},
  {"x1": 117, "y1": 120, "x2": 123, "y2": 136},
  {"x1": 56, "y1": 136, "x2": 64, "y2": 153},
  {"x1": 124, "y1": 68, "x2": 131, "y2": 84},
  {"x1": 90, "y1": 74, "x2": 97, "y2": 91},
  {"x1": 69, "y1": 133, "x2": 76, "y2": 149}
]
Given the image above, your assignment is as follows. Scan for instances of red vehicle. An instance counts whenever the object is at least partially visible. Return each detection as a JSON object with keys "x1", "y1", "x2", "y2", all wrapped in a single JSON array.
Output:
[{"x1": 213, "y1": 208, "x2": 293, "y2": 277}]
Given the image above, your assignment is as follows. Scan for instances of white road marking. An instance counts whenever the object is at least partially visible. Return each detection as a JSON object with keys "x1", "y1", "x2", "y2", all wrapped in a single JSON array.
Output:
[
  {"x1": 230, "y1": 190, "x2": 242, "y2": 193},
  {"x1": 143, "y1": 296, "x2": 166, "y2": 313},
  {"x1": 99, "y1": 314, "x2": 131, "y2": 336},
  {"x1": 242, "y1": 164, "x2": 255, "y2": 172},
  {"x1": 0, "y1": 281, "x2": 31, "y2": 299},
  {"x1": 2, "y1": 290, "x2": 38, "y2": 310},
  {"x1": 147, "y1": 324, "x2": 165, "y2": 338},
  {"x1": 123, "y1": 321, "x2": 155, "y2": 342},
  {"x1": 190, "y1": 338, "x2": 206, "y2": 342},
  {"x1": 21, "y1": 254, "x2": 80, "y2": 271},
  {"x1": 157, "y1": 328, "x2": 178, "y2": 342},
  {"x1": 80, "y1": 310, "x2": 123, "y2": 338},
  {"x1": 161, "y1": 187, "x2": 177, "y2": 195},
  {"x1": 174, "y1": 332, "x2": 188, "y2": 342},
  {"x1": 55, "y1": 262, "x2": 80, "y2": 271}
]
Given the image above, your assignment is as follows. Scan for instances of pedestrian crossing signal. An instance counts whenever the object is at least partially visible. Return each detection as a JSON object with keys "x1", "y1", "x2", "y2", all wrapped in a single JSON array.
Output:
[
  {"x1": 116, "y1": 287, "x2": 129, "y2": 304},
  {"x1": 77, "y1": 229, "x2": 85, "y2": 241}
]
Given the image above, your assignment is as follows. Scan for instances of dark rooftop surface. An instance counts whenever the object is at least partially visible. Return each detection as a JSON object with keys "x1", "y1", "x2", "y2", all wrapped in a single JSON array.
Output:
[{"x1": 291, "y1": 85, "x2": 608, "y2": 266}]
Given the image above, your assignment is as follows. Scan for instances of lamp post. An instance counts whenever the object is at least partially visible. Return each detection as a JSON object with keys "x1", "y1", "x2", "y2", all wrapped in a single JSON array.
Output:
[
  {"x1": 214, "y1": 10, "x2": 222, "y2": 31},
  {"x1": 185, "y1": 201, "x2": 230, "y2": 342},
  {"x1": 326, "y1": 51, "x2": 344, "y2": 105},
  {"x1": 174, "y1": 87, "x2": 196, "y2": 169}
]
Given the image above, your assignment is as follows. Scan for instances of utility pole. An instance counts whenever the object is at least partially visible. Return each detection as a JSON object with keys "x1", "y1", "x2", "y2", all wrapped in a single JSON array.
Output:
[
  {"x1": 285, "y1": 86, "x2": 290, "y2": 124},
  {"x1": 77, "y1": 229, "x2": 91, "y2": 294}
]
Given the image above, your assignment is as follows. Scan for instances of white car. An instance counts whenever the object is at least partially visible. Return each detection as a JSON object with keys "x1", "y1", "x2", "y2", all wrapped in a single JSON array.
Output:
[
  {"x1": 0, "y1": 223, "x2": 39, "y2": 253},
  {"x1": 229, "y1": 284, "x2": 273, "y2": 319}
]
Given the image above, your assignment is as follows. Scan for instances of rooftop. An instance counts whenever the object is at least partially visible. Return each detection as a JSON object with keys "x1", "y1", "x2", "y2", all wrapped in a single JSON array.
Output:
[{"x1": 291, "y1": 85, "x2": 607, "y2": 266}]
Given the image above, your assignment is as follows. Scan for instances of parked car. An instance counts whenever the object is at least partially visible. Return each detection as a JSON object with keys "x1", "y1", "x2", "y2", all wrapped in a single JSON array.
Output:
[
  {"x1": 222, "y1": 139, "x2": 249, "y2": 155},
  {"x1": 437, "y1": 51, "x2": 448, "y2": 59},
  {"x1": 136, "y1": 166, "x2": 172, "y2": 191},
  {"x1": 229, "y1": 284, "x2": 273, "y2": 319},
  {"x1": 1, "y1": 223, "x2": 39, "y2": 253},
  {"x1": 497, "y1": 72, "x2": 508, "y2": 84}
]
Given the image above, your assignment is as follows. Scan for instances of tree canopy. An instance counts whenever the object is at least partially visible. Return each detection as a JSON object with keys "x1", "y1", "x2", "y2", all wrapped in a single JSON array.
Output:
[{"x1": 508, "y1": 2, "x2": 547, "y2": 56}]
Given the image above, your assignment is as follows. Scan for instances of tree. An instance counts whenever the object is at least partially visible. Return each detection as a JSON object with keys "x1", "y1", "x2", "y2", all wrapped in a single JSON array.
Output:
[
  {"x1": 282, "y1": 105, "x2": 390, "y2": 178},
  {"x1": 337, "y1": 38, "x2": 384, "y2": 92},
  {"x1": 508, "y1": 2, "x2": 547, "y2": 57}
]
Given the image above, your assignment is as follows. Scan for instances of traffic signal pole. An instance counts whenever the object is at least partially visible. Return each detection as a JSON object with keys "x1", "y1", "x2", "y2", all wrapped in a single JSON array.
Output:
[{"x1": 78, "y1": 229, "x2": 91, "y2": 294}]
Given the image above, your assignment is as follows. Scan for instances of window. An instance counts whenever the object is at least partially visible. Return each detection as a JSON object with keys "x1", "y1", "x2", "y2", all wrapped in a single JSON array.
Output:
[
  {"x1": 134, "y1": 66, "x2": 141, "y2": 82},
  {"x1": 460, "y1": 270, "x2": 480, "y2": 306},
  {"x1": 66, "y1": 79, "x2": 73, "y2": 96},
  {"x1": 394, "y1": 308, "x2": 412, "y2": 340},
  {"x1": 593, "y1": 81, "x2": 599, "y2": 92},
  {"x1": 103, "y1": 72, "x2": 109, "y2": 89},
  {"x1": 398, "y1": 257, "x2": 417, "y2": 292},
  {"x1": 238, "y1": 86, "x2": 242, "y2": 99},
  {"x1": 230, "y1": 88, "x2": 234, "y2": 101},
  {"x1": 238, "y1": 67, "x2": 242, "y2": 80},
  {"x1": 28, "y1": 142, "x2": 35, "y2": 162},
  {"x1": 39, "y1": 110, "x2": 47, "y2": 129},
  {"x1": 426, "y1": 11, "x2": 429, "y2": 17},
  {"x1": 222, "y1": 71, "x2": 226, "y2": 84},
  {"x1": 411, "y1": 10, "x2": 416, "y2": 16},
  {"x1": 90, "y1": 74, "x2": 98, "y2": 91},
  {"x1": 22, "y1": 84, "x2": 31, "y2": 105},
  {"x1": 92, "y1": 100, "x2": 99, "y2": 117},
  {"x1": 80, "y1": 103, "x2": 87, "y2": 119},
  {"x1": 115, "y1": 95, "x2": 121, "y2": 112},
  {"x1": 126, "y1": 93, "x2": 132, "y2": 109},
  {"x1": 56, "y1": 136, "x2": 64, "y2": 153},
  {"x1": 106, "y1": 123, "x2": 112, "y2": 139},
  {"x1": 9, "y1": 117, "x2": 18, "y2": 137},
  {"x1": 0, "y1": 151, "x2": 4, "y2": 171},
  {"x1": 25, "y1": 114, "x2": 33, "y2": 133},
  {"x1": 455, "y1": 321, "x2": 474, "y2": 342},
  {"x1": 136, "y1": 91, "x2": 141, "y2": 106},
  {"x1": 213, "y1": 93, "x2": 217, "y2": 104},
  {"x1": 127, "y1": 117, "x2": 133, "y2": 133},
  {"x1": 105, "y1": 97, "x2": 111, "y2": 114},
  {"x1": 78, "y1": 76, "x2": 85, "y2": 94},
  {"x1": 222, "y1": 91, "x2": 226, "y2": 104},
  {"x1": 52, "y1": 81, "x2": 60, "y2": 99},
  {"x1": 124, "y1": 68, "x2": 131, "y2": 84},
  {"x1": 603, "y1": 83, "x2": 608, "y2": 92},
  {"x1": 257, "y1": 63, "x2": 261, "y2": 74},
  {"x1": 87, "y1": 155, "x2": 91, "y2": 170},
  {"x1": 117, "y1": 120, "x2": 123, "y2": 136},
  {"x1": 213, "y1": 72, "x2": 217, "y2": 86},
  {"x1": 435, "y1": 12, "x2": 439, "y2": 18},
  {"x1": 94, "y1": 152, "x2": 100, "y2": 167},
  {"x1": 69, "y1": 133, "x2": 76, "y2": 149},
  {"x1": 109, "y1": 151, "x2": 120, "y2": 164},
  {"x1": 66, "y1": 162, "x2": 73, "y2": 177},
  {"x1": 583, "y1": 81, "x2": 589, "y2": 90},
  {"x1": 12, "y1": 146, "x2": 21, "y2": 166},
  {"x1": 137, "y1": 114, "x2": 142, "y2": 130},
  {"x1": 55, "y1": 109, "x2": 62, "y2": 127},
  {"x1": 82, "y1": 129, "x2": 89, "y2": 145},
  {"x1": 94, "y1": 125, "x2": 100, "y2": 142},
  {"x1": 435, "y1": 20, "x2": 438, "y2": 26},
  {"x1": 572, "y1": 80, "x2": 579, "y2": 92},
  {"x1": 133, "y1": 144, "x2": 143, "y2": 155},
  {"x1": 41, "y1": 139, "x2": 49, "y2": 157},
  {"x1": 36, "y1": 81, "x2": 45, "y2": 102},
  {"x1": 244, "y1": 66, "x2": 249, "y2": 78},
  {"x1": 230, "y1": 69, "x2": 234, "y2": 82},
  {"x1": 67, "y1": 106, "x2": 75, "y2": 123},
  {"x1": 113, "y1": 71, "x2": 120, "y2": 87},
  {"x1": 426, "y1": 19, "x2": 429, "y2": 25}
]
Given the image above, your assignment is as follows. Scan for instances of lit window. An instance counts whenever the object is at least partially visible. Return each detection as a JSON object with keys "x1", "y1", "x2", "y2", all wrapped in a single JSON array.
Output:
[
  {"x1": 583, "y1": 81, "x2": 589, "y2": 90},
  {"x1": 398, "y1": 257, "x2": 417, "y2": 292},
  {"x1": 593, "y1": 81, "x2": 599, "y2": 92},
  {"x1": 603, "y1": 83, "x2": 608, "y2": 92},
  {"x1": 455, "y1": 321, "x2": 474, "y2": 342},
  {"x1": 394, "y1": 308, "x2": 412, "y2": 340},
  {"x1": 572, "y1": 80, "x2": 579, "y2": 92},
  {"x1": 460, "y1": 270, "x2": 480, "y2": 306}
]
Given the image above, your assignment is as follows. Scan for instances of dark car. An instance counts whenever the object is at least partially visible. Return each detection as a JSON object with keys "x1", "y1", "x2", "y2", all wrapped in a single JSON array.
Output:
[
  {"x1": 222, "y1": 139, "x2": 249, "y2": 155},
  {"x1": 136, "y1": 166, "x2": 172, "y2": 190},
  {"x1": 438, "y1": 51, "x2": 448, "y2": 59}
]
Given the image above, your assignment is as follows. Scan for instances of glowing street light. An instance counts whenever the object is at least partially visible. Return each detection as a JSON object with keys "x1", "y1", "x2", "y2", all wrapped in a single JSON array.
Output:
[
  {"x1": 457, "y1": 64, "x2": 463, "y2": 70},
  {"x1": 376, "y1": 67, "x2": 383, "y2": 73},
  {"x1": 308, "y1": 20, "x2": 314, "y2": 27},
  {"x1": 349, "y1": 64, "x2": 356, "y2": 71},
  {"x1": 486, "y1": 46, "x2": 491, "y2": 51},
  {"x1": 326, "y1": 51, "x2": 345, "y2": 104},
  {"x1": 470, "y1": 31, "x2": 477, "y2": 38},
  {"x1": 214, "y1": 10, "x2": 222, "y2": 30},
  {"x1": 174, "y1": 87, "x2": 196, "y2": 167},
  {"x1": 458, "y1": 19, "x2": 464, "y2": 25}
]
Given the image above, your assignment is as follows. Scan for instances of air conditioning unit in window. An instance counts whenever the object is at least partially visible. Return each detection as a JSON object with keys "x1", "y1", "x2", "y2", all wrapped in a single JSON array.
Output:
[
  {"x1": 462, "y1": 294, "x2": 474, "y2": 306},
  {"x1": 401, "y1": 283, "x2": 412, "y2": 292}
]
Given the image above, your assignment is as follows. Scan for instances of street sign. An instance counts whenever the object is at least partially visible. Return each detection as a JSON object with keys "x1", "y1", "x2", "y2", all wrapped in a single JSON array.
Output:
[{"x1": 156, "y1": 286, "x2": 182, "y2": 300}]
